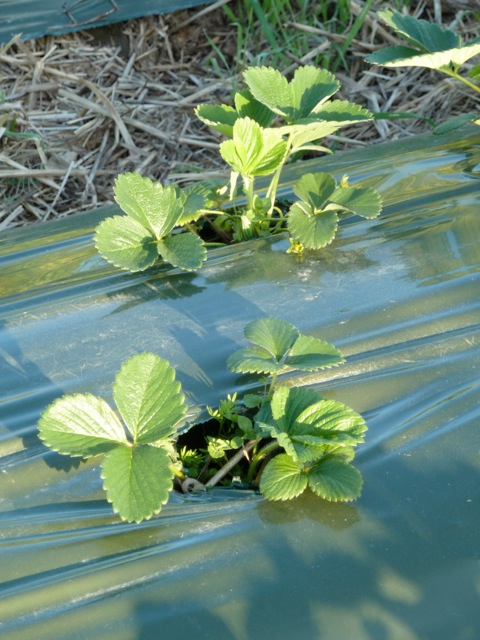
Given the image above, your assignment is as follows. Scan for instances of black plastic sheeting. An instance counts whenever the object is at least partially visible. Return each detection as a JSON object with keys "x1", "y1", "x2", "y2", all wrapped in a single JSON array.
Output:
[
  {"x1": 1, "y1": 128, "x2": 480, "y2": 639},
  {"x1": 0, "y1": 0, "x2": 215, "y2": 44}
]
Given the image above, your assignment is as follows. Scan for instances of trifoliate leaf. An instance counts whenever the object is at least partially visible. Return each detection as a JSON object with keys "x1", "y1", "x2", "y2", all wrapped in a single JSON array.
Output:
[
  {"x1": 113, "y1": 353, "x2": 187, "y2": 444},
  {"x1": 259, "y1": 454, "x2": 308, "y2": 500},
  {"x1": 266, "y1": 387, "x2": 328, "y2": 462},
  {"x1": 226, "y1": 346, "x2": 286, "y2": 375},
  {"x1": 113, "y1": 173, "x2": 183, "y2": 238},
  {"x1": 329, "y1": 186, "x2": 382, "y2": 219},
  {"x1": 158, "y1": 232, "x2": 207, "y2": 271},
  {"x1": 285, "y1": 335, "x2": 345, "y2": 371},
  {"x1": 101, "y1": 444, "x2": 174, "y2": 522},
  {"x1": 95, "y1": 215, "x2": 158, "y2": 272},
  {"x1": 307, "y1": 457, "x2": 363, "y2": 501},
  {"x1": 287, "y1": 204, "x2": 339, "y2": 249},
  {"x1": 195, "y1": 103, "x2": 238, "y2": 137},
  {"x1": 234, "y1": 89, "x2": 276, "y2": 127},
  {"x1": 293, "y1": 172, "x2": 337, "y2": 209},
  {"x1": 38, "y1": 393, "x2": 127, "y2": 458},
  {"x1": 220, "y1": 117, "x2": 286, "y2": 177},
  {"x1": 245, "y1": 317, "x2": 300, "y2": 359},
  {"x1": 243, "y1": 66, "x2": 339, "y2": 124},
  {"x1": 267, "y1": 389, "x2": 367, "y2": 464}
]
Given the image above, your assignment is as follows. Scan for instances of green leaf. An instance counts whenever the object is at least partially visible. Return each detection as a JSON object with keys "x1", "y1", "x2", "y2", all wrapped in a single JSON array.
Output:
[
  {"x1": 243, "y1": 66, "x2": 291, "y2": 119},
  {"x1": 433, "y1": 113, "x2": 479, "y2": 135},
  {"x1": 113, "y1": 173, "x2": 184, "y2": 238},
  {"x1": 177, "y1": 184, "x2": 207, "y2": 225},
  {"x1": 293, "y1": 172, "x2": 337, "y2": 209},
  {"x1": 270, "y1": 386, "x2": 325, "y2": 432},
  {"x1": 289, "y1": 66, "x2": 340, "y2": 119},
  {"x1": 366, "y1": 45, "x2": 480, "y2": 70},
  {"x1": 311, "y1": 100, "x2": 372, "y2": 123},
  {"x1": 234, "y1": 89, "x2": 276, "y2": 127},
  {"x1": 244, "y1": 66, "x2": 339, "y2": 124},
  {"x1": 329, "y1": 186, "x2": 382, "y2": 219},
  {"x1": 195, "y1": 103, "x2": 238, "y2": 137},
  {"x1": 366, "y1": 11, "x2": 480, "y2": 70},
  {"x1": 220, "y1": 117, "x2": 286, "y2": 177},
  {"x1": 158, "y1": 233, "x2": 207, "y2": 271},
  {"x1": 101, "y1": 444, "x2": 174, "y2": 522},
  {"x1": 113, "y1": 353, "x2": 187, "y2": 444},
  {"x1": 267, "y1": 388, "x2": 367, "y2": 463},
  {"x1": 226, "y1": 346, "x2": 286, "y2": 375},
  {"x1": 282, "y1": 121, "x2": 341, "y2": 151},
  {"x1": 94, "y1": 215, "x2": 158, "y2": 272},
  {"x1": 468, "y1": 63, "x2": 480, "y2": 79},
  {"x1": 377, "y1": 10, "x2": 460, "y2": 53},
  {"x1": 259, "y1": 454, "x2": 308, "y2": 500},
  {"x1": 296, "y1": 399, "x2": 367, "y2": 447},
  {"x1": 307, "y1": 458, "x2": 363, "y2": 501},
  {"x1": 38, "y1": 393, "x2": 127, "y2": 458},
  {"x1": 244, "y1": 317, "x2": 300, "y2": 359},
  {"x1": 287, "y1": 204, "x2": 339, "y2": 249},
  {"x1": 243, "y1": 393, "x2": 263, "y2": 409},
  {"x1": 285, "y1": 335, "x2": 345, "y2": 371}
]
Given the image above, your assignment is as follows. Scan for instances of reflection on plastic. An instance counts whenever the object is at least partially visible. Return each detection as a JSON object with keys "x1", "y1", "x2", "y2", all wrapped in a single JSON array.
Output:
[{"x1": 0, "y1": 129, "x2": 479, "y2": 639}]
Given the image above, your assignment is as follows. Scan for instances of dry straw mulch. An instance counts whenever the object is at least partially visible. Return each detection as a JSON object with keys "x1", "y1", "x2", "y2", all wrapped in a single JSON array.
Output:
[{"x1": 1, "y1": 0, "x2": 479, "y2": 230}]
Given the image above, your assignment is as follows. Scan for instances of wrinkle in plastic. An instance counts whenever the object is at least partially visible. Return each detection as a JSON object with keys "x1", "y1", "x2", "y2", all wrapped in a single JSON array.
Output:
[{"x1": 0, "y1": 128, "x2": 479, "y2": 639}]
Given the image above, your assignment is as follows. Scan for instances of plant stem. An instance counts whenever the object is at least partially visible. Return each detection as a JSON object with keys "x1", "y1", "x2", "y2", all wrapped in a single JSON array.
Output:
[
  {"x1": 243, "y1": 175, "x2": 255, "y2": 211},
  {"x1": 266, "y1": 135, "x2": 293, "y2": 213},
  {"x1": 246, "y1": 440, "x2": 279, "y2": 483},
  {"x1": 267, "y1": 371, "x2": 278, "y2": 400},
  {"x1": 205, "y1": 439, "x2": 257, "y2": 487},
  {"x1": 442, "y1": 68, "x2": 480, "y2": 94}
]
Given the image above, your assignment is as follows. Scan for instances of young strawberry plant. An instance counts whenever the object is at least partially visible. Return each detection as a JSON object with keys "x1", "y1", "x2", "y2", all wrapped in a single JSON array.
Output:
[
  {"x1": 94, "y1": 65, "x2": 382, "y2": 272},
  {"x1": 37, "y1": 318, "x2": 367, "y2": 523},
  {"x1": 365, "y1": 10, "x2": 480, "y2": 133}
]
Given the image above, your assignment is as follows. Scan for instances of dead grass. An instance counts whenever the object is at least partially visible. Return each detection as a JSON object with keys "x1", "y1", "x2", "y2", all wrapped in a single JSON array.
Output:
[{"x1": 1, "y1": 0, "x2": 479, "y2": 230}]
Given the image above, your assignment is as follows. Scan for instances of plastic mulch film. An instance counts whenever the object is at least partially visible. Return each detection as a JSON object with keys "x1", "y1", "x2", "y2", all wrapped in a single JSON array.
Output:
[
  {"x1": 0, "y1": 0, "x2": 215, "y2": 44},
  {"x1": 1, "y1": 127, "x2": 480, "y2": 639}
]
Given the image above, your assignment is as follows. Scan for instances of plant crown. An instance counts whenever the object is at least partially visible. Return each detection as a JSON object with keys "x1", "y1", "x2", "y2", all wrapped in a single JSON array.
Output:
[{"x1": 38, "y1": 318, "x2": 367, "y2": 523}]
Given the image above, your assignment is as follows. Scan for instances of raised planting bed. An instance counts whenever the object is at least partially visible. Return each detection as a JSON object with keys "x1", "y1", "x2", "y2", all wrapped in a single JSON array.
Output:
[{"x1": 1, "y1": 127, "x2": 480, "y2": 639}]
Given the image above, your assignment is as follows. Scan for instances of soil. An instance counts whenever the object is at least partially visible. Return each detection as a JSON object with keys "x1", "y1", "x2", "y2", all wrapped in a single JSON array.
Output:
[{"x1": 1, "y1": 1, "x2": 479, "y2": 230}]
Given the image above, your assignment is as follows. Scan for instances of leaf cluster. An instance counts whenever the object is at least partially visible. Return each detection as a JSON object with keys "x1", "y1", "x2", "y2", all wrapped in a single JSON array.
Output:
[
  {"x1": 37, "y1": 318, "x2": 368, "y2": 521},
  {"x1": 38, "y1": 353, "x2": 187, "y2": 522},
  {"x1": 94, "y1": 65, "x2": 382, "y2": 273},
  {"x1": 226, "y1": 318, "x2": 366, "y2": 501},
  {"x1": 94, "y1": 175, "x2": 207, "y2": 272}
]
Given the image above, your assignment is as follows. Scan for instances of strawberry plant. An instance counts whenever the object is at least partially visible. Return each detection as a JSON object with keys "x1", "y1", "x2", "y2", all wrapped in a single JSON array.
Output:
[
  {"x1": 94, "y1": 65, "x2": 382, "y2": 272},
  {"x1": 38, "y1": 318, "x2": 367, "y2": 523}
]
